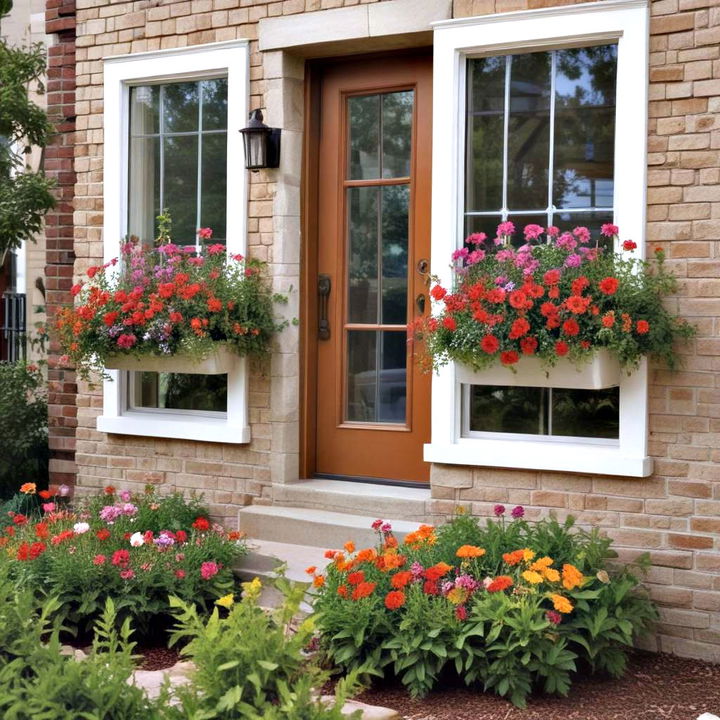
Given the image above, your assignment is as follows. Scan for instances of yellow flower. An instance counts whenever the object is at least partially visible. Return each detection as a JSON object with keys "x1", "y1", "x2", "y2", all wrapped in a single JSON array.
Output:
[
  {"x1": 530, "y1": 556, "x2": 553, "y2": 571},
  {"x1": 241, "y1": 577, "x2": 262, "y2": 601},
  {"x1": 561, "y1": 563, "x2": 584, "y2": 591},
  {"x1": 521, "y1": 570, "x2": 544, "y2": 585},
  {"x1": 447, "y1": 587, "x2": 469, "y2": 605},
  {"x1": 19, "y1": 483, "x2": 37, "y2": 495},
  {"x1": 522, "y1": 548, "x2": 536, "y2": 562},
  {"x1": 215, "y1": 594, "x2": 234, "y2": 609},
  {"x1": 543, "y1": 568, "x2": 561, "y2": 583},
  {"x1": 551, "y1": 593, "x2": 573, "y2": 614}
]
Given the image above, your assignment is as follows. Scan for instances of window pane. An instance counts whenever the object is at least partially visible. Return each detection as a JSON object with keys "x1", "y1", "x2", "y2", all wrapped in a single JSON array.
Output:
[
  {"x1": 465, "y1": 56, "x2": 505, "y2": 212},
  {"x1": 464, "y1": 214, "x2": 502, "y2": 243},
  {"x1": 201, "y1": 78, "x2": 228, "y2": 131},
  {"x1": 129, "y1": 86, "x2": 159, "y2": 135},
  {"x1": 378, "y1": 331, "x2": 407, "y2": 423},
  {"x1": 348, "y1": 95, "x2": 380, "y2": 180},
  {"x1": 553, "y1": 210, "x2": 614, "y2": 251},
  {"x1": 163, "y1": 82, "x2": 199, "y2": 133},
  {"x1": 163, "y1": 135, "x2": 198, "y2": 244},
  {"x1": 469, "y1": 385, "x2": 546, "y2": 434},
  {"x1": 132, "y1": 372, "x2": 227, "y2": 412},
  {"x1": 551, "y1": 387, "x2": 619, "y2": 439},
  {"x1": 382, "y1": 91, "x2": 413, "y2": 179},
  {"x1": 381, "y1": 185, "x2": 409, "y2": 325},
  {"x1": 347, "y1": 330, "x2": 376, "y2": 421},
  {"x1": 506, "y1": 213, "x2": 549, "y2": 247},
  {"x1": 554, "y1": 45, "x2": 617, "y2": 210},
  {"x1": 128, "y1": 136, "x2": 160, "y2": 243},
  {"x1": 348, "y1": 186, "x2": 379, "y2": 324},
  {"x1": 507, "y1": 52, "x2": 551, "y2": 210},
  {"x1": 201, "y1": 132, "x2": 227, "y2": 241}
]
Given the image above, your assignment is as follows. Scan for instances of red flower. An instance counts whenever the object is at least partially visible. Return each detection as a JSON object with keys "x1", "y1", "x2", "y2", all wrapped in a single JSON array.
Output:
[
  {"x1": 351, "y1": 581, "x2": 376, "y2": 601},
  {"x1": 192, "y1": 517, "x2": 210, "y2": 531},
  {"x1": 565, "y1": 295, "x2": 590, "y2": 315},
  {"x1": 16, "y1": 543, "x2": 30, "y2": 561},
  {"x1": 198, "y1": 227, "x2": 213, "y2": 240},
  {"x1": 38, "y1": 490, "x2": 52, "y2": 500},
  {"x1": 347, "y1": 571, "x2": 365, "y2": 586},
  {"x1": 12, "y1": 514, "x2": 27, "y2": 526},
  {"x1": 508, "y1": 290, "x2": 528, "y2": 310},
  {"x1": 540, "y1": 301, "x2": 559, "y2": 318},
  {"x1": 391, "y1": 571, "x2": 413, "y2": 589},
  {"x1": 555, "y1": 341, "x2": 569, "y2": 357},
  {"x1": 30, "y1": 542, "x2": 47, "y2": 559},
  {"x1": 169, "y1": 311, "x2": 183, "y2": 324},
  {"x1": 520, "y1": 337, "x2": 538, "y2": 355},
  {"x1": 543, "y1": 269, "x2": 561, "y2": 285},
  {"x1": 500, "y1": 350, "x2": 519, "y2": 366},
  {"x1": 562, "y1": 319, "x2": 580, "y2": 337},
  {"x1": 599, "y1": 277, "x2": 619, "y2": 295},
  {"x1": 487, "y1": 575, "x2": 514, "y2": 593},
  {"x1": 384, "y1": 590, "x2": 406, "y2": 610},
  {"x1": 35, "y1": 523, "x2": 49, "y2": 539},
  {"x1": 430, "y1": 285, "x2": 447, "y2": 301},
  {"x1": 176, "y1": 530, "x2": 187, "y2": 543},
  {"x1": 509, "y1": 318, "x2": 530, "y2": 340},
  {"x1": 571, "y1": 276, "x2": 589, "y2": 295},
  {"x1": 546, "y1": 609, "x2": 562, "y2": 625},
  {"x1": 480, "y1": 334, "x2": 500, "y2": 354},
  {"x1": 207, "y1": 298, "x2": 223, "y2": 312},
  {"x1": 442, "y1": 316, "x2": 457, "y2": 331},
  {"x1": 424, "y1": 562, "x2": 452, "y2": 582},
  {"x1": 623, "y1": 240, "x2": 637, "y2": 251},
  {"x1": 455, "y1": 605, "x2": 468, "y2": 621},
  {"x1": 636, "y1": 320, "x2": 650, "y2": 334},
  {"x1": 423, "y1": 580, "x2": 439, "y2": 595},
  {"x1": 337, "y1": 585, "x2": 348, "y2": 598},
  {"x1": 93, "y1": 554, "x2": 106, "y2": 566},
  {"x1": 104, "y1": 485, "x2": 115, "y2": 495},
  {"x1": 117, "y1": 333, "x2": 137, "y2": 349},
  {"x1": 111, "y1": 549, "x2": 130, "y2": 567},
  {"x1": 601, "y1": 312, "x2": 615, "y2": 328}
]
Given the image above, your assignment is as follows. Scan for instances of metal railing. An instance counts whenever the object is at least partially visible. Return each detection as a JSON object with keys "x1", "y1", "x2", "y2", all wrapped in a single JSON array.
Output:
[{"x1": 1, "y1": 292, "x2": 26, "y2": 362}]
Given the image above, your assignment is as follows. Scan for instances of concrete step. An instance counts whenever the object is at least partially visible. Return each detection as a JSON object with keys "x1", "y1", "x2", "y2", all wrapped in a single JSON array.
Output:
[
  {"x1": 271, "y1": 478, "x2": 431, "y2": 521},
  {"x1": 237, "y1": 504, "x2": 420, "y2": 550}
]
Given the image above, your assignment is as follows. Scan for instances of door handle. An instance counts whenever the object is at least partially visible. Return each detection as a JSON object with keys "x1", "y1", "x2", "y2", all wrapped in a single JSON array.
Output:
[
  {"x1": 318, "y1": 274, "x2": 331, "y2": 340},
  {"x1": 416, "y1": 293, "x2": 426, "y2": 315}
]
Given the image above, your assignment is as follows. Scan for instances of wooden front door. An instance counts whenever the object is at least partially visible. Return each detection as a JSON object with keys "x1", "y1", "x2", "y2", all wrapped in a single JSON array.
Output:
[{"x1": 310, "y1": 53, "x2": 432, "y2": 483}]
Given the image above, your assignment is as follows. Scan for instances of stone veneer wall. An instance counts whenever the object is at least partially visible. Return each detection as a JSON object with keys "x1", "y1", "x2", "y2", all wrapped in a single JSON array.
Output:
[{"x1": 65, "y1": 0, "x2": 719, "y2": 660}]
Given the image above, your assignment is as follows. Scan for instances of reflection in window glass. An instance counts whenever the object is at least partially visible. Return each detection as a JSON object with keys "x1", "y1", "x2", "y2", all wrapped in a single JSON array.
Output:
[
  {"x1": 128, "y1": 78, "x2": 228, "y2": 245},
  {"x1": 465, "y1": 44, "x2": 617, "y2": 242},
  {"x1": 468, "y1": 385, "x2": 619, "y2": 439},
  {"x1": 131, "y1": 372, "x2": 228, "y2": 412}
]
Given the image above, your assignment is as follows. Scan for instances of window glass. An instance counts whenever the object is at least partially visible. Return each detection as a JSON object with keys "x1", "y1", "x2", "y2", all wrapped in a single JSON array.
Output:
[{"x1": 130, "y1": 373, "x2": 227, "y2": 413}]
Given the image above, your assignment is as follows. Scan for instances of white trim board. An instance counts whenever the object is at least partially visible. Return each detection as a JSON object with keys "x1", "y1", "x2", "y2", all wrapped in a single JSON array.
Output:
[
  {"x1": 425, "y1": 0, "x2": 652, "y2": 478},
  {"x1": 99, "y1": 41, "x2": 251, "y2": 444}
]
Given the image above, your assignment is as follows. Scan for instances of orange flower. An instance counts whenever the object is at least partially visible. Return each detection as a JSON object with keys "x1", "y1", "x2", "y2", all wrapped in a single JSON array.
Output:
[
  {"x1": 313, "y1": 575, "x2": 325, "y2": 588},
  {"x1": 551, "y1": 593, "x2": 573, "y2": 614},
  {"x1": 356, "y1": 548, "x2": 377, "y2": 563},
  {"x1": 38, "y1": 490, "x2": 52, "y2": 500},
  {"x1": 337, "y1": 585, "x2": 348, "y2": 598},
  {"x1": 351, "y1": 581, "x2": 376, "y2": 601},
  {"x1": 502, "y1": 550, "x2": 525, "y2": 566},
  {"x1": 305, "y1": 566, "x2": 317, "y2": 575},
  {"x1": 19, "y1": 483, "x2": 36, "y2": 495},
  {"x1": 487, "y1": 575, "x2": 514, "y2": 593},
  {"x1": 384, "y1": 590, "x2": 406, "y2": 610},
  {"x1": 324, "y1": 549, "x2": 337, "y2": 559},
  {"x1": 561, "y1": 564, "x2": 584, "y2": 591},
  {"x1": 347, "y1": 571, "x2": 365, "y2": 586},
  {"x1": 424, "y1": 562, "x2": 452, "y2": 582},
  {"x1": 391, "y1": 571, "x2": 413, "y2": 589},
  {"x1": 377, "y1": 553, "x2": 406, "y2": 572},
  {"x1": 521, "y1": 570, "x2": 544, "y2": 585},
  {"x1": 344, "y1": 541, "x2": 356, "y2": 554},
  {"x1": 456, "y1": 545, "x2": 486, "y2": 559},
  {"x1": 530, "y1": 556, "x2": 553, "y2": 571}
]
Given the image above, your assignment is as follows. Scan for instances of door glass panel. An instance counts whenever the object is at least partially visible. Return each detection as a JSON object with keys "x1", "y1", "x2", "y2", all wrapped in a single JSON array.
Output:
[
  {"x1": 378, "y1": 331, "x2": 407, "y2": 422},
  {"x1": 381, "y1": 185, "x2": 409, "y2": 324},
  {"x1": 347, "y1": 331, "x2": 377, "y2": 422},
  {"x1": 382, "y1": 91, "x2": 413, "y2": 178},
  {"x1": 348, "y1": 187, "x2": 379, "y2": 324},
  {"x1": 348, "y1": 95, "x2": 380, "y2": 180}
]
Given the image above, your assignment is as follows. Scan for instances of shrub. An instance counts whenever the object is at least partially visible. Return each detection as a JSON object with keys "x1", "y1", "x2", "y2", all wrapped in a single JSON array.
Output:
[
  {"x1": 0, "y1": 362, "x2": 48, "y2": 499},
  {"x1": 164, "y1": 577, "x2": 361, "y2": 719},
  {"x1": 312, "y1": 510, "x2": 657, "y2": 707},
  {"x1": 413, "y1": 222, "x2": 694, "y2": 373},
  {"x1": 0, "y1": 483, "x2": 246, "y2": 635}
]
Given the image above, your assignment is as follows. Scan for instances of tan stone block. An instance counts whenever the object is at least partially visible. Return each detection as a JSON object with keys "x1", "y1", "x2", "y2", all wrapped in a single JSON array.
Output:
[
  {"x1": 645, "y1": 498, "x2": 694, "y2": 516},
  {"x1": 431, "y1": 464, "x2": 473, "y2": 489}
]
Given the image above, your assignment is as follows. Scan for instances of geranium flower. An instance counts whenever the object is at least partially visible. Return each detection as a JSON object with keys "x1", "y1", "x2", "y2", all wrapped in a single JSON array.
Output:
[
  {"x1": 487, "y1": 576, "x2": 513, "y2": 593},
  {"x1": 636, "y1": 320, "x2": 650, "y2": 334},
  {"x1": 599, "y1": 277, "x2": 619, "y2": 295},
  {"x1": 481, "y1": 334, "x2": 500, "y2": 354},
  {"x1": 200, "y1": 561, "x2": 220, "y2": 580},
  {"x1": 20, "y1": 483, "x2": 36, "y2": 494},
  {"x1": 192, "y1": 517, "x2": 210, "y2": 531},
  {"x1": 500, "y1": 350, "x2": 519, "y2": 366},
  {"x1": 623, "y1": 239, "x2": 637, "y2": 251},
  {"x1": 555, "y1": 341, "x2": 569, "y2": 357},
  {"x1": 351, "y1": 581, "x2": 376, "y2": 600},
  {"x1": 129, "y1": 532, "x2": 144, "y2": 547},
  {"x1": 384, "y1": 590, "x2": 406, "y2": 610}
]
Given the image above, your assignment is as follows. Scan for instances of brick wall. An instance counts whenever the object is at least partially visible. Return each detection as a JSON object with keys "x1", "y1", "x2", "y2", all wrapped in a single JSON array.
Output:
[
  {"x1": 45, "y1": 0, "x2": 77, "y2": 488},
  {"x1": 62, "y1": 0, "x2": 720, "y2": 660}
]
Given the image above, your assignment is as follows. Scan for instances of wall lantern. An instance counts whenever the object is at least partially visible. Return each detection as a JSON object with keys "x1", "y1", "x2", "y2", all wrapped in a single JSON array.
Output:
[{"x1": 240, "y1": 109, "x2": 281, "y2": 171}]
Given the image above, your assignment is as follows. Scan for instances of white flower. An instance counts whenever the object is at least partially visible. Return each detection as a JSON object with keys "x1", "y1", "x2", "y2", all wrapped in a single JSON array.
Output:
[
  {"x1": 73, "y1": 522, "x2": 90, "y2": 535},
  {"x1": 129, "y1": 531, "x2": 145, "y2": 547}
]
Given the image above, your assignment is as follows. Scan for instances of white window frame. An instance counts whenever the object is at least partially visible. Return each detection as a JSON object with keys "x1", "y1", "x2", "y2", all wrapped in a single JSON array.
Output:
[
  {"x1": 425, "y1": 0, "x2": 652, "y2": 477},
  {"x1": 97, "y1": 41, "x2": 251, "y2": 444}
]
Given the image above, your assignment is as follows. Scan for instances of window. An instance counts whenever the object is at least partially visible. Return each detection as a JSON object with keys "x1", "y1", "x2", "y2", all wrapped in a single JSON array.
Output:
[
  {"x1": 426, "y1": 0, "x2": 651, "y2": 477},
  {"x1": 98, "y1": 41, "x2": 251, "y2": 444}
]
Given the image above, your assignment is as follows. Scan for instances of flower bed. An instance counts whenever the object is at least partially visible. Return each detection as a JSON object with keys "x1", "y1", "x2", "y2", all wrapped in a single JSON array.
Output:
[
  {"x1": 0, "y1": 483, "x2": 246, "y2": 635},
  {"x1": 413, "y1": 223, "x2": 694, "y2": 376},
  {"x1": 55, "y1": 218, "x2": 286, "y2": 379},
  {"x1": 311, "y1": 508, "x2": 657, "y2": 708}
]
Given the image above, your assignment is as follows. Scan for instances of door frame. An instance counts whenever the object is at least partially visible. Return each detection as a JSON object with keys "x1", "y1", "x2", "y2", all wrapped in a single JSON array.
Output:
[{"x1": 299, "y1": 49, "x2": 432, "y2": 481}]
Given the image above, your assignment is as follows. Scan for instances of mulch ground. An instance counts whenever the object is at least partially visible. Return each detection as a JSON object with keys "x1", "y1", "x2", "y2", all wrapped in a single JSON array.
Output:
[
  {"x1": 353, "y1": 651, "x2": 720, "y2": 720},
  {"x1": 137, "y1": 645, "x2": 182, "y2": 671}
]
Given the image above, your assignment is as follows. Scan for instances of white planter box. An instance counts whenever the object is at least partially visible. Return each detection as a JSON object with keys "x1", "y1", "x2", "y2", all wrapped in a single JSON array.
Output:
[
  {"x1": 105, "y1": 346, "x2": 235, "y2": 375},
  {"x1": 455, "y1": 349, "x2": 621, "y2": 390}
]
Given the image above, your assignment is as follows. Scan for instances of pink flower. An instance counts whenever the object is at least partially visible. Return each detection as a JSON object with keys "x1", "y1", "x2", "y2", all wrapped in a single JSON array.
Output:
[
  {"x1": 381, "y1": 523, "x2": 392, "y2": 534},
  {"x1": 493, "y1": 504, "x2": 505, "y2": 516},
  {"x1": 511, "y1": 505, "x2": 525, "y2": 519},
  {"x1": 119, "y1": 490, "x2": 131, "y2": 502},
  {"x1": 42, "y1": 503, "x2": 55, "y2": 513},
  {"x1": 371, "y1": 519, "x2": 383, "y2": 531},
  {"x1": 197, "y1": 227, "x2": 213, "y2": 240},
  {"x1": 523, "y1": 224, "x2": 544, "y2": 241},
  {"x1": 200, "y1": 561, "x2": 219, "y2": 580},
  {"x1": 467, "y1": 232, "x2": 486, "y2": 245},
  {"x1": 117, "y1": 334, "x2": 137, "y2": 349},
  {"x1": 207, "y1": 243, "x2": 225, "y2": 255},
  {"x1": 496, "y1": 221, "x2": 515, "y2": 238},
  {"x1": 188, "y1": 256, "x2": 204, "y2": 266},
  {"x1": 93, "y1": 554, "x2": 106, "y2": 565},
  {"x1": 120, "y1": 569, "x2": 135, "y2": 580},
  {"x1": 573, "y1": 226, "x2": 591, "y2": 244},
  {"x1": 232, "y1": 253, "x2": 244, "y2": 262},
  {"x1": 546, "y1": 226, "x2": 559, "y2": 237},
  {"x1": 175, "y1": 569, "x2": 185, "y2": 579},
  {"x1": 601, "y1": 223, "x2": 619, "y2": 237},
  {"x1": 546, "y1": 610, "x2": 562, "y2": 625}
]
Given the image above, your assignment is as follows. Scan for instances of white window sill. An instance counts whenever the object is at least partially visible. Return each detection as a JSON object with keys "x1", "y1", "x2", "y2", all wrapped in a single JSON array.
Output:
[
  {"x1": 97, "y1": 414, "x2": 251, "y2": 444},
  {"x1": 424, "y1": 438, "x2": 652, "y2": 477}
]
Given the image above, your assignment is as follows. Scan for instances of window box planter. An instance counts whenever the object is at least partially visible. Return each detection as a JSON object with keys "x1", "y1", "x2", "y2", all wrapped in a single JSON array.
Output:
[
  {"x1": 105, "y1": 346, "x2": 235, "y2": 375},
  {"x1": 455, "y1": 349, "x2": 621, "y2": 390}
]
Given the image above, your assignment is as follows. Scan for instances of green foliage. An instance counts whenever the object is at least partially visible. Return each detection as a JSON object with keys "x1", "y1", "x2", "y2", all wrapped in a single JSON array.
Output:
[
  {"x1": 164, "y1": 577, "x2": 361, "y2": 719},
  {"x1": 0, "y1": 35, "x2": 55, "y2": 257},
  {"x1": 0, "y1": 361, "x2": 48, "y2": 499},
  {"x1": 313, "y1": 512, "x2": 657, "y2": 707}
]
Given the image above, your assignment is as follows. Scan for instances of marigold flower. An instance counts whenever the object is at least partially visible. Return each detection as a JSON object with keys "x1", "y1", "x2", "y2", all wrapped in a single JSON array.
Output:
[
  {"x1": 344, "y1": 541, "x2": 356, "y2": 554},
  {"x1": 562, "y1": 563, "x2": 584, "y2": 590},
  {"x1": 544, "y1": 568, "x2": 560, "y2": 583},
  {"x1": 384, "y1": 590, "x2": 406, "y2": 610},
  {"x1": 522, "y1": 549, "x2": 535, "y2": 562},
  {"x1": 337, "y1": 585, "x2": 348, "y2": 598},
  {"x1": 522, "y1": 570, "x2": 544, "y2": 585},
  {"x1": 530, "y1": 556, "x2": 553, "y2": 571},
  {"x1": 391, "y1": 571, "x2": 413, "y2": 589},
  {"x1": 551, "y1": 593, "x2": 573, "y2": 614},
  {"x1": 313, "y1": 575, "x2": 325, "y2": 588},
  {"x1": 502, "y1": 550, "x2": 524, "y2": 566},
  {"x1": 487, "y1": 576, "x2": 513, "y2": 593},
  {"x1": 456, "y1": 545, "x2": 486, "y2": 559},
  {"x1": 424, "y1": 562, "x2": 452, "y2": 581},
  {"x1": 324, "y1": 549, "x2": 337, "y2": 559},
  {"x1": 356, "y1": 548, "x2": 377, "y2": 563},
  {"x1": 20, "y1": 483, "x2": 36, "y2": 495},
  {"x1": 351, "y1": 581, "x2": 376, "y2": 601},
  {"x1": 347, "y1": 571, "x2": 365, "y2": 586}
]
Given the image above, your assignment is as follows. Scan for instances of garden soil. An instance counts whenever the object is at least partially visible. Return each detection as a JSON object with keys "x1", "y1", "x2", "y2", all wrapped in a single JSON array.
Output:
[{"x1": 354, "y1": 651, "x2": 720, "y2": 720}]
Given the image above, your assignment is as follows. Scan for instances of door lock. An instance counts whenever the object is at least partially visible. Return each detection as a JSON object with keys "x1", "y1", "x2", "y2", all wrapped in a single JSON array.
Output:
[{"x1": 318, "y1": 274, "x2": 331, "y2": 340}]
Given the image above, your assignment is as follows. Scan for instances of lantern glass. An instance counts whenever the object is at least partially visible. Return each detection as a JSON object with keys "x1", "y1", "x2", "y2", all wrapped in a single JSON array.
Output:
[{"x1": 245, "y1": 130, "x2": 267, "y2": 169}]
